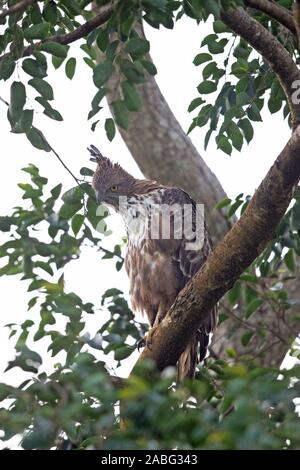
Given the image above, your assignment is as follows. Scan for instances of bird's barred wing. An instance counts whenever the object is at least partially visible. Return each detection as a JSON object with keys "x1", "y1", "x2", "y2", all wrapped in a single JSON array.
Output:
[{"x1": 159, "y1": 187, "x2": 218, "y2": 358}]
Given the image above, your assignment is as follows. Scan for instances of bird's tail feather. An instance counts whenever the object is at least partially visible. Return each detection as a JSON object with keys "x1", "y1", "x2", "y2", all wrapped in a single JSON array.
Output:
[
  {"x1": 176, "y1": 331, "x2": 209, "y2": 382},
  {"x1": 177, "y1": 335, "x2": 198, "y2": 382}
]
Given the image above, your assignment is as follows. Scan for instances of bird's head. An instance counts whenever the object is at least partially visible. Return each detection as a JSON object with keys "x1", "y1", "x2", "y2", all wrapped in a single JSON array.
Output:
[{"x1": 88, "y1": 145, "x2": 136, "y2": 209}]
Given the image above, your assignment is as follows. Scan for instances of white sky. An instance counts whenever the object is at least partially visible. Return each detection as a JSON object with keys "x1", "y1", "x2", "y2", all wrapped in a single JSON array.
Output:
[{"x1": 0, "y1": 16, "x2": 292, "y2": 396}]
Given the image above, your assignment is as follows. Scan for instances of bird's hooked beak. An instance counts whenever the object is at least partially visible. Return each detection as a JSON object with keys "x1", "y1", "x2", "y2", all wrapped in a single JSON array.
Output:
[{"x1": 95, "y1": 190, "x2": 105, "y2": 205}]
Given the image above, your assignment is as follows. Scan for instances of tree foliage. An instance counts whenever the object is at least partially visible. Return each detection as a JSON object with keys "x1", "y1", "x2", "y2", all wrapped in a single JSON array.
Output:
[{"x1": 0, "y1": 0, "x2": 300, "y2": 450}]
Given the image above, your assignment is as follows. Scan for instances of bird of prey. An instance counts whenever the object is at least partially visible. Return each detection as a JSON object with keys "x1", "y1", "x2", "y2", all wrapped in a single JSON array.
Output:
[{"x1": 89, "y1": 145, "x2": 217, "y2": 380}]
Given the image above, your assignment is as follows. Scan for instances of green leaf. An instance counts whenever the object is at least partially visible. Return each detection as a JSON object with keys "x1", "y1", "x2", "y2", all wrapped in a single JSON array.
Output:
[
  {"x1": 88, "y1": 106, "x2": 102, "y2": 120},
  {"x1": 80, "y1": 167, "x2": 94, "y2": 177},
  {"x1": 71, "y1": 214, "x2": 84, "y2": 236},
  {"x1": 51, "y1": 183, "x2": 62, "y2": 199},
  {"x1": 245, "y1": 298, "x2": 263, "y2": 319},
  {"x1": 204, "y1": 129, "x2": 213, "y2": 150},
  {"x1": 0, "y1": 56, "x2": 15, "y2": 80},
  {"x1": 236, "y1": 91, "x2": 249, "y2": 107},
  {"x1": 247, "y1": 103, "x2": 262, "y2": 122},
  {"x1": 22, "y1": 58, "x2": 47, "y2": 78},
  {"x1": 0, "y1": 383, "x2": 13, "y2": 401},
  {"x1": 125, "y1": 38, "x2": 150, "y2": 55},
  {"x1": 202, "y1": 0, "x2": 221, "y2": 17},
  {"x1": 227, "y1": 199, "x2": 243, "y2": 218},
  {"x1": 188, "y1": 97, "x2": 205, "y2": 113},
  {"x1": 12, "y1": 109, "x2": 34, "y2": 134},
  {"x1": 215, "y1": 197, "x2": 231, "y2": 210},
  {"x1": 29, "y1": 78, "x2": 54, "y2": 100},
  {"x1": 231, "y1": 128, "x2": 243, "y2": 151},
  {"x1": 121, "y1": 60, "x2": 145, "y2": 84},
  {"x1": 60, "y1": 0, "x2": 81, "y2": 15},
  {"x1": 122, "y1": 81, "x2": 142, "y2": 112},
  {"x1": 26, "y1": 127, "x2": 51, "y2": 152},
  {"x1": 35, "y1": 96, "x2": 63, "y2": 121},
  {"x1": 213, "y1": 20, "x2": 229, "y2": 33},
  {"x1": 96, "y1": 28, "x2": 109, "y2": 52},
  {"x1": 52, "y1": 55, "x2": 65, "y2": 69},
  {"x1": 0, "y1": 216, "x2": 13, "y2": 232},
  {"x1": 197, "y1": 80, "x2": 217, "y2": 94},
  {"x1": 62, "y1": 186, "x2": 83, "y2": 204},
  {"x1": 193, "y1": 53, "x2": 212, "y2": 66},
  {"x1": 30, "y1": 3, "x2": 43, "y2": 23},
  {"x1": 112, "y1": 100, "x2": 129, "y2": 130},
  {"x1": 9, "y1": 81, "x2": 26, "y2": 120},
  {"x1": 43, "y1": 1, "x2": 58, "y2": 25},
  {"x1": 202, "y1": 62, "x2": 217, "y2": 80},
  {"x1": 59, "y1": 202, "x2": 82, "y2": 219},
  {"x1": 91, "y1": 88, "x2": 106, "y2": 111},
  {"x1": 39, "y1": 42, "x2": 68, "y2": 58},
  {"x1": 105, "y1": 118, "x2": 116, "y2": 141},
  {"x1": 268, "y1": 97, "x2": 282, "y2": 114},
  {"x1": 238, "y1": 118, "x2": 253, "y2": 143},
  {"x1": 291, "y1": 203, "x2": 300, "y2": 230},
  {"x1": 227, "y1": 282, "x2": 241, "y2": 304},
  {"x1": 240, "y1": 274, "x2": 259, "y2": 283},
  {"x1": 206, "y1": 39, "x2": 226, "y2": 54},
  {"x1": 24, "y1": 23, "x2": 50, "y2": 40},
  {"x1": 284, "y1": 249, "x2": 296, "y2": 272},
  {"x1": 91, "y1": 120, "x2": 99, "y2": 131},
  {"x1": 217, "y1": 136, "x2": 232, "y2": 155},
  {"x1": 65, "y1": 57, "x2": 76, "y2": 79},
  {"x1": 236, "y1": 77, "x2": 249, "y2": 94},
  {"x1": 93, "y1": 61, "x2": 115, "y2": 88},
  {"x1": 114, "y1": 345, "x2": 134, "y2": 361},
  {"x1": 139, "y1": 59, "x2": 157, "y2": 75},
  {"x1": 241, "y1": 331, "x2": 254, "y2": 347},
  {"x1": 143, "y1": 0, "x2": 167, "y2": 9}
]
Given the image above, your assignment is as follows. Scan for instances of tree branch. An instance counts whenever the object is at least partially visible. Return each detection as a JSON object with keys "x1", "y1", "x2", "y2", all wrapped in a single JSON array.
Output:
[
  {"x1": 136, "y1": 126, "x2": 300, "y2": 371},
  {"x1": 245, "y1": 0, "x2": 296, "y2": 35},
  {"x1": 0, "y1": 6, "x2": 113, "y2": 62},
  {"x1": 0, "y1": 0, "x2": 38, "y2": 19},
  {"x1": 221, "y1": 6, "x2": 300, "y2": 128}
]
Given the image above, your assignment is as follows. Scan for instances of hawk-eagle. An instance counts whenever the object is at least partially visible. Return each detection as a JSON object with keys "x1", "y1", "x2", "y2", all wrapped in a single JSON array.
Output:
[{"x1": 90, "y1": 145, "x2": 217, "y2": 380}]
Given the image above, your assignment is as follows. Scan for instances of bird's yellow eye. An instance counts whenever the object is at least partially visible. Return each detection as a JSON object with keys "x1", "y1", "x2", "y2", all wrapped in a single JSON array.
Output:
[{"x1": 110, "y1": 185, "x2": 118, "y2": 192}]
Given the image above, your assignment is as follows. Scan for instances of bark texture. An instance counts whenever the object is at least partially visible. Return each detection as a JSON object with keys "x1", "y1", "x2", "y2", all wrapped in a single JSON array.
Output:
[{"x1": 245, "y1": 0, "x2": 296, "y2": 35}]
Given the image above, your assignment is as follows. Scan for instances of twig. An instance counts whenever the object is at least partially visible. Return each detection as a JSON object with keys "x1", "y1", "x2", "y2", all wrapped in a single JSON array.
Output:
[
  {"x1": 0, "y1": 96, "x2": 81, "y2": 186},
  {"x1": 0, "y1": 6, "x2": 113, "y2": 63},
  {"x1": 0, "y1": 0, "x2": 38, "y2": 20},
  {"x1": 0, "y1": 95, "x2": 9, "y2": 106},
  {"x1": 98, "y1": 245, "x2": 124, "y2": 262},
  {"x1": 39, "y1": 132, "x2": 81, "y2": 187}
]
